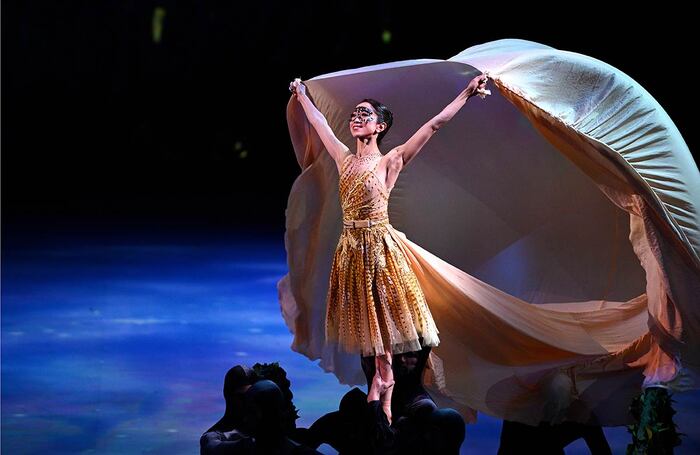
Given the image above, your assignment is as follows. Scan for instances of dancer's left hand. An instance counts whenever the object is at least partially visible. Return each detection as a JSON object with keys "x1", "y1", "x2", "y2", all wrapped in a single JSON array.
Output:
[{"x1": 467, "y1": 73, "x2": 491, "y2": 99}]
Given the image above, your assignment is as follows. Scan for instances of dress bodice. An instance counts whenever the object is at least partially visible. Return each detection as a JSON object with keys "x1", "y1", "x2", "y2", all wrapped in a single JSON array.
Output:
[{"x1": 339, "y1": 150, "x2": 390, "y2": 222}]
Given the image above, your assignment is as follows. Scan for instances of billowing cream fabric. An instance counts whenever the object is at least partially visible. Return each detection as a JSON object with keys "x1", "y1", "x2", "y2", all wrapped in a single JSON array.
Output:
[{"x1": 277, "y1": 38, "x2": 700, "y2": 426}]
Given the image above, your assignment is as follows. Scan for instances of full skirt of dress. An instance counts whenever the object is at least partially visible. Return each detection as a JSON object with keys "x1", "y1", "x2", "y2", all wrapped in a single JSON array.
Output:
[{"x1": 324, "y1": 222, "x2": 441, "y2": 358}]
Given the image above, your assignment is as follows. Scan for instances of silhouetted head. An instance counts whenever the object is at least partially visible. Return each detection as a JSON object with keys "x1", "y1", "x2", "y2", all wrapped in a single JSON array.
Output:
[
  {"x1": 339, "y1": 387, "x2": 367, "y2": 418},
  {"x1": 223, "y1": 365, "x2": 257, "y2": 422},
  {"x1": 223, "y1": 365, "x2": 256, "y2": 400},
  {"x1": 240, "y1": 379, "x2": 286, "y2": 440},
  {"x1": 206, "y1": 364, "x2": 258, "y2": 433},
  {"x1": 394, "y1": 350, "x2": 420, "y2": 377},
  {"x1": 424, "y1": 408, "x2": 466, "y2": 452},
  {"x1": 349, "y1": 99, "x2": 393, "y2": 146}
]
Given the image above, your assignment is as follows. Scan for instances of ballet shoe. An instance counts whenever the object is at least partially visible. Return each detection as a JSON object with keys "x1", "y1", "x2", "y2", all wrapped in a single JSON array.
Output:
[
  {"x1": 381, "y1": 380, "x2": 395, "y2": 425},
  {"x1": 382, "y1": 402, "x2": 393, "y2": 425}
]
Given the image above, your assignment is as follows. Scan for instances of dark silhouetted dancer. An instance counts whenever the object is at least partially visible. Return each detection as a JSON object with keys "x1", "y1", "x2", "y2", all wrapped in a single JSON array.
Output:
[
  {"x1": 206, "y1": 365, "x2": 258, "y2": 433},
  {"x1": 243, "y1": 379, "x2": 322, "y2": 454},
  {"x1": 201, "y1": 366, "x2": 320, "y2": 454},
  {"x1": 498, "y1": 420, "x2": 612, "y2": 454},
  {"x1": 292, "y1": 338, "x2": 465, "y2": 454}
]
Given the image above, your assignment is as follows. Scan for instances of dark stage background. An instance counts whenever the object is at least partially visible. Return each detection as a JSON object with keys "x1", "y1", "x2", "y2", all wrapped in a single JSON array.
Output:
[
  {"x1": 3, "y1": 2, "x2": 697, "y2": 229},
  {"x1": 2, "y1": 2, "x2": 699, "y2": 454}
]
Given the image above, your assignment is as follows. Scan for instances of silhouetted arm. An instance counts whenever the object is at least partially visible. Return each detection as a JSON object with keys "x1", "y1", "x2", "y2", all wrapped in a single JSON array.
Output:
[
  {"x1": 366, "y1": 400, "x2": 398, "y2": 454},
  {"x1": 200, "y1": 430, "x2": 255, "y2": 454}
]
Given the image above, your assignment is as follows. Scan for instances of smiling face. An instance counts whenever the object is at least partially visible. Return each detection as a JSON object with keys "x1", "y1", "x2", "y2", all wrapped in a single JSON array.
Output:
[{"x1": 349, "y1": 102, "x2": 383, "y2": 137}]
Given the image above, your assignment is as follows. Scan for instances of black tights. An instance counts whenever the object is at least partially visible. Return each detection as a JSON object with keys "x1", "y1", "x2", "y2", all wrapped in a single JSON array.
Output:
[{"x1": 360, "y1": 337, "x2": 436, "y2": 421}]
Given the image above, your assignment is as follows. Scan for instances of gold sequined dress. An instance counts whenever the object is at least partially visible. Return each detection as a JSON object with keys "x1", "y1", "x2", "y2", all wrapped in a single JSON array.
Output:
[{"x1": 324, "y1": 150, "x2": 440, "y2": 357}]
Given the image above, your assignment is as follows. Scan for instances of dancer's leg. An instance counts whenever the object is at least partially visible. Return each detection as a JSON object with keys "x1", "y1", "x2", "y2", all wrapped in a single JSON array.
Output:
[
  {"x1": 376, "y1": 350, "x2": 394, "y2": 425},
  {"x1": 362, "y1": 350, "x2": 395, "y2": 424}
]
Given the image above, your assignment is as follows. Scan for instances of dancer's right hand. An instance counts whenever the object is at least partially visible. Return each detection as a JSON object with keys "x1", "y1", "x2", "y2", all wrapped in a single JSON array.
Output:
[{"x1": 288, "y1": 78, "x2": 306, "y2": 98}]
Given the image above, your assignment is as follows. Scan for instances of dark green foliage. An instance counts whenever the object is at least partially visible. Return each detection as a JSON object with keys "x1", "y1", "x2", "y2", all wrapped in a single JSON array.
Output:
[{"x1": 626, "y1": 387, "x2": 683, "y2": 454}]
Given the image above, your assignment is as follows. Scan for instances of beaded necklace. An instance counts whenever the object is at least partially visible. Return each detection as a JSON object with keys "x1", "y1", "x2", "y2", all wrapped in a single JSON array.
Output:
[{"x1": 353, "y1": 149, "x2": 382, "y2": 164}]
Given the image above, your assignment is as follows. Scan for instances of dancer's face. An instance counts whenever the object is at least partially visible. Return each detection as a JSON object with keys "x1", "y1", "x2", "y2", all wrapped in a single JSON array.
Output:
[{"x1": 349, "y1": 103, "x2": 383, "y2": 137}]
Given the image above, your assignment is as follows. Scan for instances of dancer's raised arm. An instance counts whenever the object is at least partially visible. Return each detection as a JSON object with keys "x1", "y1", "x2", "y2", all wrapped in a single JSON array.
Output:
[
  {"x1": 394, "y1": 73, "x2": 490, "y2": 167},
  {"x1": 289, "y1": 78, "x2": 350, "y2": 166}
]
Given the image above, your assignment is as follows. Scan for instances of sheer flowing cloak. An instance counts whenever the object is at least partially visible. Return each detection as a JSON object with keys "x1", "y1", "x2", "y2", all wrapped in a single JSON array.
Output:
[{"x1": 276, "y1": 39, "x2": 700, "y2": 426}]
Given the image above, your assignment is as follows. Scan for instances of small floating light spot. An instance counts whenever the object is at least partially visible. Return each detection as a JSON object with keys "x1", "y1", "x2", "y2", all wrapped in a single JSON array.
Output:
[
  {"x1": 382, "y1": 30, "x2": 392, "y2": 44},
  {"x1": 152, "y1": 7, "x2": 166, "y2": 44}
]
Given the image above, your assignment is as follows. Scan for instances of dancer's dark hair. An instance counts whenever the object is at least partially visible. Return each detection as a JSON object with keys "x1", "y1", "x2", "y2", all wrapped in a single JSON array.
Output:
[{"x1": 360, "y1": 98, "x2": 393, "y2": 146}]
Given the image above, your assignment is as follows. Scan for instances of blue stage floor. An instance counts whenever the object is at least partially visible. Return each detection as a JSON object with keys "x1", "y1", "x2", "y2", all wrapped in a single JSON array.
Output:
[{"x1": 2, "y1": 221, "x2": 699, "y2": 454}]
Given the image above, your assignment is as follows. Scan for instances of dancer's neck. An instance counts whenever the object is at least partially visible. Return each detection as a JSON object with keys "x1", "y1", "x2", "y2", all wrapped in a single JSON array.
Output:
[{"x1": 356, "y1": 138, "x2": 380, "y2": 158}]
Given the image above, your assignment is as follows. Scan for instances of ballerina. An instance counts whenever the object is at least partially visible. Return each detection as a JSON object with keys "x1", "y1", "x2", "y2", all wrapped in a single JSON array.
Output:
[
  {"x1": 279, "y1": 40, "x2": 698, "y2": 433},
  {"x1": 288, "y1": 74, "x2": 489, "y2": 424}
]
